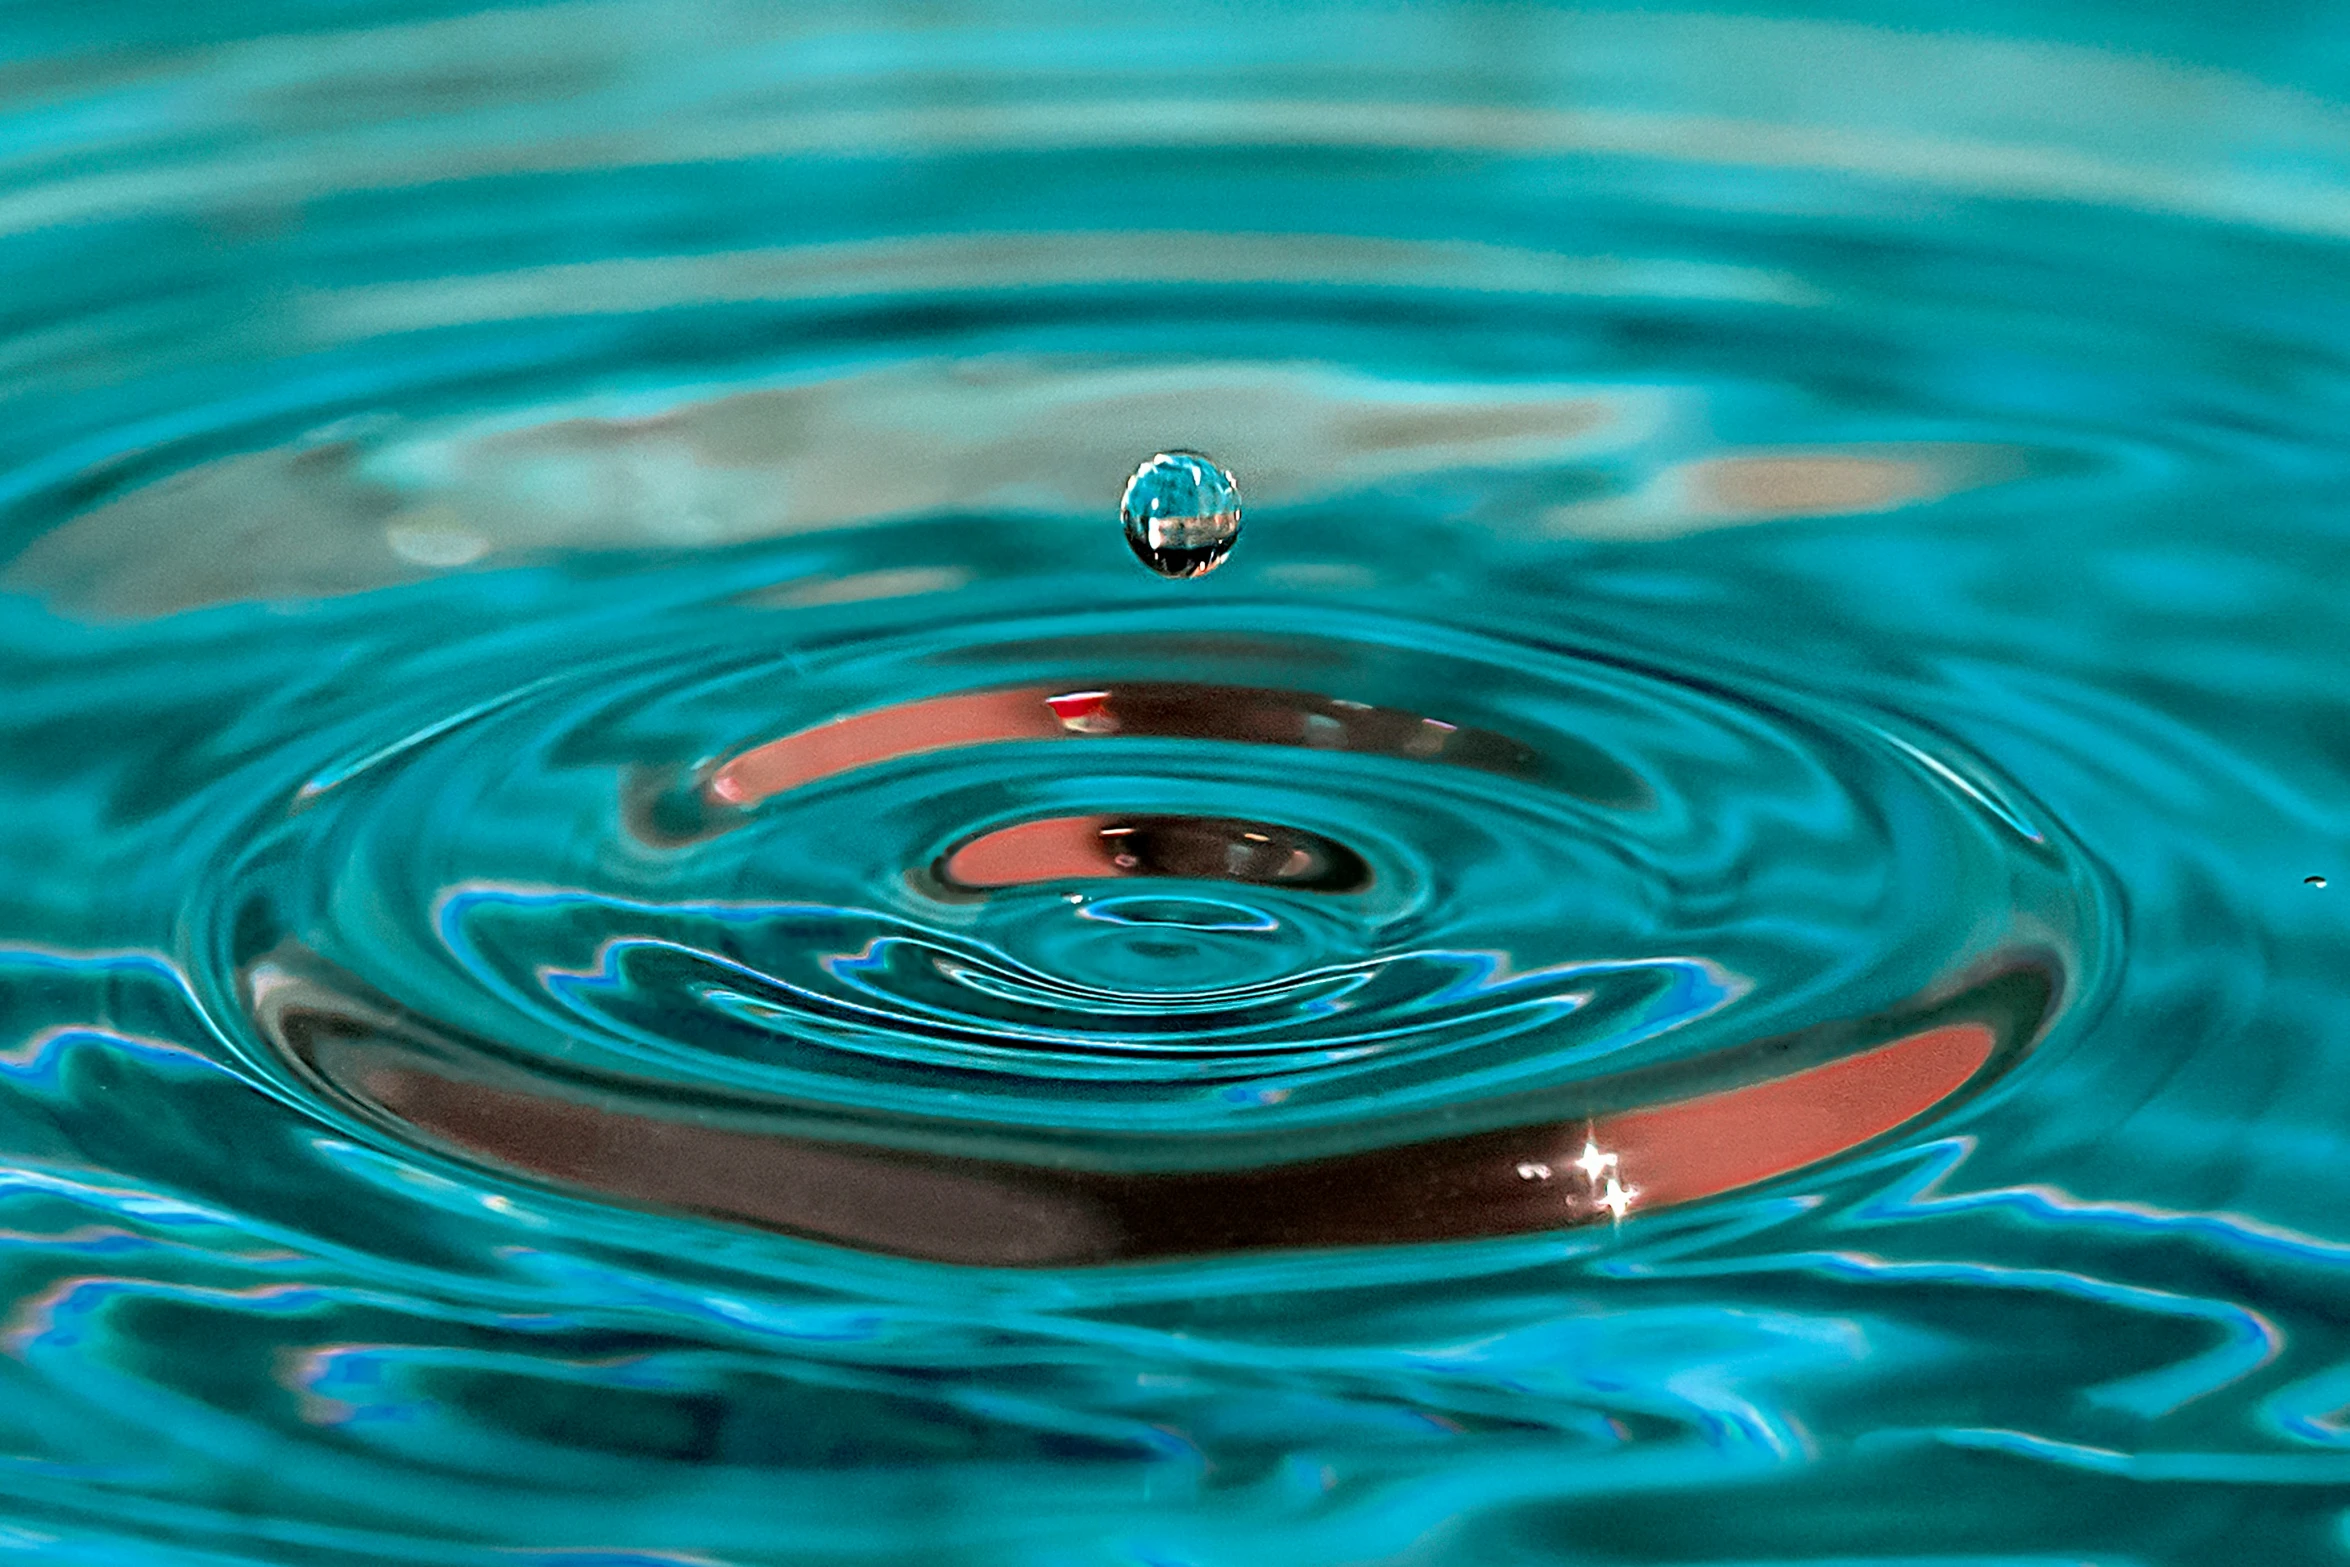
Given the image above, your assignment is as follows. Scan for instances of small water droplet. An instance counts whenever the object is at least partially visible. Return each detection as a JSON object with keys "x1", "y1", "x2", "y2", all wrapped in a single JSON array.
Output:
[
  {"x1": 1515, "y1": 1161, "x2": 1552, "y2": 1182},
  {"x1": 2309, "y1": 875, "x2": 2329, "y2": 887},
  {"x1": 1121, "y1": 451, "x2": 1241, "y2": 578}
]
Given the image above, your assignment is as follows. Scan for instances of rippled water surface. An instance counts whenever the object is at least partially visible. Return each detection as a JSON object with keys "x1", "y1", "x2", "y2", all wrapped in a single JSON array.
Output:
[{"x1": 3, "y1": 1, "x2": 2350, "y2": 1560}]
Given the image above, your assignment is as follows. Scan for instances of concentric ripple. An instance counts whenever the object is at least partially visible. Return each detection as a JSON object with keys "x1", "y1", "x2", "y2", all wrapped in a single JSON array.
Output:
[{"x1": 196, "y1": 601, "x2": 2088, "y2": 1262}]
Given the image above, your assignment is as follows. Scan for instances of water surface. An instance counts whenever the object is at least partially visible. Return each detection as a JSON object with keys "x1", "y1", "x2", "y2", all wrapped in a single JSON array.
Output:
[{"x1": 1, "y1": 3, "x2": 2348, "y2": 1561}]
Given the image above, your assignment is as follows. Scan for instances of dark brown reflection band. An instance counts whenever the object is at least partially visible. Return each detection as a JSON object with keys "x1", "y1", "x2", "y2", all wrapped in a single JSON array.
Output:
[
  {"x1": 704, "y1": 683, "x2": 1628, "y2": 809},
  {"x1": 252, "y1": 959, "x2": 2042, "y2": 1268}
]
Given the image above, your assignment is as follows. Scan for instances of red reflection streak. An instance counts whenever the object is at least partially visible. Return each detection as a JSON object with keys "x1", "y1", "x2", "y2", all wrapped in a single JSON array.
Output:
[
  {"x1": 321, "y1": 1018, "x2": 1998, "y2": 1266},
  {"x1": 708, "y1": 689, "x2": 1066, "y2": 806},
  {"x1": 1596, "y1": 1022, "x2": 1994, "y2": 1208},
  {"x1": 701, "y1": 683, "x2": 1535, "y2": 809},
  {"x1": 942, "y1": 816, "x2": 1128, "y2": 885}
]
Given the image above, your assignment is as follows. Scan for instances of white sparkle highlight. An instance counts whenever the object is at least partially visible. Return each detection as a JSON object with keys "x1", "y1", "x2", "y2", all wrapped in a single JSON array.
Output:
[{"x1": 1574, "y1": 1139, "x2": 1619, "y2": 1185}]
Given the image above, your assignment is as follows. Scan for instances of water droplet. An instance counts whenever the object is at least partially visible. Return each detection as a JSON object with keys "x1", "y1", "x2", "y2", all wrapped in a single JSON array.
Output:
[
  {"x1": 1121, "y1": 451, "x2": 1241, "y2": 578},
  {"x1": 2309, "y1": 875, "x2": 2330, "y2": 887}
]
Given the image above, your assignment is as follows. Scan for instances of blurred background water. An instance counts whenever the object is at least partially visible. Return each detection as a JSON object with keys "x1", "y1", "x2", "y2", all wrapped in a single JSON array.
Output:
[{"x1": 1, "y1": 0, "x2": 2348, "y2": 1561}]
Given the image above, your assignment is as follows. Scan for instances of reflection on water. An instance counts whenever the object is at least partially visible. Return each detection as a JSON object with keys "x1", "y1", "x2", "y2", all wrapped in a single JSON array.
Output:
[
  {"x1": 0, "y1": 1, "x2": 2347, "y2": 1562},
  {"x1": 255, "y1": 945, "x2": 2031, "y2": 1265}
]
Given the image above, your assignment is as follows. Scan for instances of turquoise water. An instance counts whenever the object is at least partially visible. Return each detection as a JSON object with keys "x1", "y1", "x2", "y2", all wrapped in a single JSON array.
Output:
[{"x1": 2, "y1": 1, "x2": 2349, "y2": 1560}]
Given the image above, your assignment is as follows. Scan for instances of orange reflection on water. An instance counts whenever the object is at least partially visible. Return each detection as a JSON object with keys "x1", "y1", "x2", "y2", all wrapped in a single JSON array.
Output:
[
  {"x1": 704, "y1": 684, "x2": 1549, "y2": 809},
  {"x1": 273, "y1": 953, "x2": 2006, "y2": 1267},
  {"x1": 938, "y1": 813, "x2": 1364, "y2": 891},
  {"x1": 943, "y1": 815, "x2": 1129, "y2": 885},
  {"x1": 1596, "y1": 1020, "x2": 1993, "y2": 1208},
  {"x1": 708, "y1": 689, "x2": 1066, "y2": 805}
]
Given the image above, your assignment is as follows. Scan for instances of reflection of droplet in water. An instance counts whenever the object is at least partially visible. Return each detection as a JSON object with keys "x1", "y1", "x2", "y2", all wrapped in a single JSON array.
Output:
[
  {"x1": 384, "y1": 513, "x2": 490, "y2": 568},
  {"x1": 1046, "y1": 689, "x2": 1118, "y2": 733},
  {"x1": 2310, "y1": 875, "x2": 2330, "y2": 887},
  {"x1": 1121, "y1": 451, "x2": 1242, "y2": 578}
]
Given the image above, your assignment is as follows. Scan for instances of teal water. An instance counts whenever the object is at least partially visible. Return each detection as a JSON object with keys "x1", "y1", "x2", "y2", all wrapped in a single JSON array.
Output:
[{"x1": 2, "y1": 1, "x2": 2349, "y2": 1560}]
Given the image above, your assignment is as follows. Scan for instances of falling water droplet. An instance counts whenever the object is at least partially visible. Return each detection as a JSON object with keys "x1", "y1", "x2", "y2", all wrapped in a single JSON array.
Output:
[{"x1": 1121, "y1": 451, "x2": 1242, "y2": 578}]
